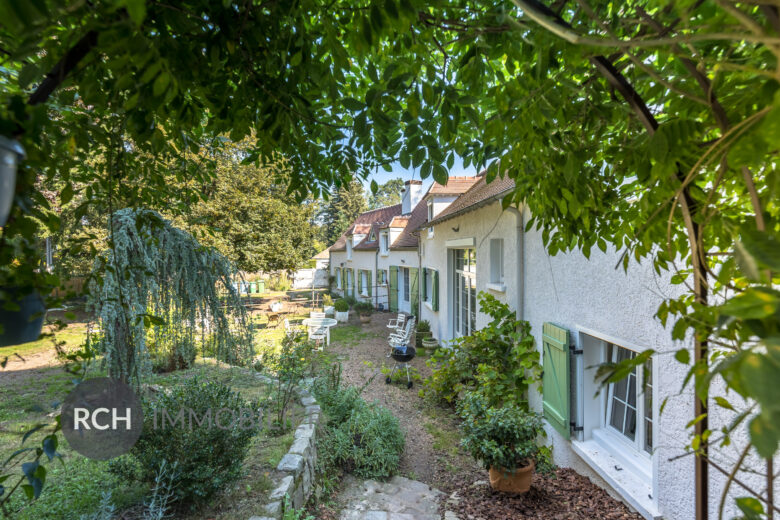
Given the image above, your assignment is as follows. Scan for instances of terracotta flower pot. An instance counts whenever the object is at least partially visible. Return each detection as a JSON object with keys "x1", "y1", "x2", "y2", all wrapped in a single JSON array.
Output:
[
  {"x1": 488, "y1": 460, "x2": 535, "y2": 494},
  {"x1": 359, "y1": 313, "x2": 371, "y2": 324}
]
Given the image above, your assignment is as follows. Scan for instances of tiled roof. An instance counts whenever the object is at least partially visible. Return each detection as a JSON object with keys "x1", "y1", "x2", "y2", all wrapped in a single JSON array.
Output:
[
  {"x1": 312, "y1": 249, "x2": 330, "y2": 259},
  {"x1": 329, "y1": 204, "x2": 402, "y2": 251},
  {"x1": 391, "y1": 199, "x2": 428, "y2": 249},
  {"x1": 427, "y1": 176, "x2": 480, "y2": 196},
  {"x1": 382, "y1": 216, "x2": 410, "y2": 229},
  {"x1": 424, "y1": 174, "x2": 515, "y2": 227},
  {"x1": 354, "y1": 222, "x2": 382, "y2": 250}
]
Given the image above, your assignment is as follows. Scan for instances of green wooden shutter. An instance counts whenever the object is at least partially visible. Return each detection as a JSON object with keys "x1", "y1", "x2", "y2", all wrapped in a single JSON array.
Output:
[
  {"x1": 358, "y1": 270, "x2": 363, "y2": 295},
  {"x1": 340, "y1": 268, "x2": 345, "y2": 290},
  {"x1": 389, "y1": 266, "x2": 398, "y2": 312},
  {"x1": 542, "y1": 322, "x2": 570, "y2": 439},
  {"x1": 367, "y1": 271, "x2": 372, "y2": 297},
  {"x1": 409, "y1": 267, "x2": 419, "y2": 317},
  {"x1": 432, "y1": 270, "x2": 439, "y2": 311},
  {"x1": 421, "y1": 268, "x2": 428, "y2": 301},
  {"x1": 351, "y1": 269, "x2": 355, "y2": 297}
]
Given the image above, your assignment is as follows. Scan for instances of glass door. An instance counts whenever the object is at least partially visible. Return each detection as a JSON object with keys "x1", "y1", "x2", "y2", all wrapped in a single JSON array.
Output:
[{"x1": 453, "y1": 249, "x2": 476, "y2": 337}]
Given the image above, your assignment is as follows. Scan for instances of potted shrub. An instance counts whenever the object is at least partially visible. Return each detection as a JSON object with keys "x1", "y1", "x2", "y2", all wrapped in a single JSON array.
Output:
[
  {"x1": 334, "y1": 298, "x2": 350, "y2": 322},
  {"x1": 421, "y1": 336, "x2": 438, "y2": 353},
  {"x1": 457, "y1": 391, "x2": 553, "y2": 494},
  {"x1": 322, "y1": 293, "x2": 335, "y2": 316},
  {"x1": 354, "y1": 301, "x2": 373, "y2": 324},
  {"x1": 416, "y1": 319, "x2": 432, "y2": 349}
]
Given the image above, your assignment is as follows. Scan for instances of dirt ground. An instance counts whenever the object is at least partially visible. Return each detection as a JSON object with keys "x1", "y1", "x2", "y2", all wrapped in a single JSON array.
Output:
[{"x1": 320, "y1": 312, "x2": 644, "y2": 520}]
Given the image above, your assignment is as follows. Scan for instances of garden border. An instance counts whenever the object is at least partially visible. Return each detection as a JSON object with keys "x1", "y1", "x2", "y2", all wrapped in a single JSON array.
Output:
[{"x1": 250, "y1": 374, "x2": 320, "y2": 520}]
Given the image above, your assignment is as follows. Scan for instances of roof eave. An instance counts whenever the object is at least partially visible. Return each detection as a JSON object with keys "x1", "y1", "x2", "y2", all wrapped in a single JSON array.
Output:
[{"x1": 421, "y1": 188, "x2": 515, "y2": 230}]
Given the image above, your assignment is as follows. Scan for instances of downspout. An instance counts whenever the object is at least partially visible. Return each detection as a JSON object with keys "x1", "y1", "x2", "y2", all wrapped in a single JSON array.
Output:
[
  {"x1": 375, "y1": 249, "x2": 379, "y2": 310},
  {"x1": 506, "y1": 206, "x2": 524, "y2": 321}
]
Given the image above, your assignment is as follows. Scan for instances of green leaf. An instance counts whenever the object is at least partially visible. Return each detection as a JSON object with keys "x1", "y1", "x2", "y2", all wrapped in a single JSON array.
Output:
[
  {"x1": 152, "y1": 72, "x2": 170, "y2": 97},
  {"x1": 749, "y1": 414, "x2": 778, "y2": 458},
  {"x1": 342, "y1": 98, "x2": 364, "y2": 111},
  {"x1": 714, "y1": 396, "x2": 734, "y2": 411},
  {"x1": 674, "y1": 349, "x2": 690, "y2": 364},
  {"x1": 289, "y1": 52, "x2": 302, "y2": 67},
  {"x1": 124, "y1": 0, "x2": 147, "y2": 27},
  {"x1": 60, "y1": 183, "x2": 74, "y2": 205},
  {"x1": 739, "y1": 228, "x2": 780, "y2": 272},
  {"x1": 736, "y1": 497, "x2": 764, "y2": 520},
  {"x1": 719, "y1": 288, "x2": 780, "y2": 319}
]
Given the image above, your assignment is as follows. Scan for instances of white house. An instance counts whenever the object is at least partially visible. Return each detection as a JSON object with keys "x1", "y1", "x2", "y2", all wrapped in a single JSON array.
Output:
[
  {"x1": 330, "y1": 179, "x2": 477, "y2": 315},
  {"x1": 329, "y1": 204, "x2": 402, "y2": 304},
  {"x1": 414, "y1": 173, "x2": 775, "y2": 520}
]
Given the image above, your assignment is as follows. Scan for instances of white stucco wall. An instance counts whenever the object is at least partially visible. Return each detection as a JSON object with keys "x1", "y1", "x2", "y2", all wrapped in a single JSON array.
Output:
[
  {"x1": 378, "y1": 249, "x2": 420, "y2": 313},
  {"x1": 419, "y1": 202, "x2": 522, "y2": 343}
]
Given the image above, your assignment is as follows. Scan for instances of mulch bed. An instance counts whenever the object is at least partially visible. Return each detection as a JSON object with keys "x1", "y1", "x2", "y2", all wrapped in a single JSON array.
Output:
[{"x1": 447, "y1": 468, "x2": 643, "y2": 520}]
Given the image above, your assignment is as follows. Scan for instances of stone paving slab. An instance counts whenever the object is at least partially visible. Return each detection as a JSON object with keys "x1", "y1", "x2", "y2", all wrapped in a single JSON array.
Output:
[{"x1": 338, "y1": 476, "x2": 448, "y2": 520}]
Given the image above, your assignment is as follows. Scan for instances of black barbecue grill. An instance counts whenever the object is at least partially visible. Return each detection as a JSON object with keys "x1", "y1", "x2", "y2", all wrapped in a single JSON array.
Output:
[{"x1": 386, "y1": 345, "x2": 416, "y2": 389}]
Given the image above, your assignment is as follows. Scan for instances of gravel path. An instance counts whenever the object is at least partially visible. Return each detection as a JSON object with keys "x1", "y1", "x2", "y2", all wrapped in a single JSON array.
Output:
[{"x1": 326, "y1": 312, "x2": 479, "y2": 487}]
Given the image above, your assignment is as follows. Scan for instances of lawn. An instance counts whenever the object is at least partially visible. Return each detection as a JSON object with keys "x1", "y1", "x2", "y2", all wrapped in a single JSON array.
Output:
[{"x1": 0, "y1": 360, "x2": 298, "y2": 519}]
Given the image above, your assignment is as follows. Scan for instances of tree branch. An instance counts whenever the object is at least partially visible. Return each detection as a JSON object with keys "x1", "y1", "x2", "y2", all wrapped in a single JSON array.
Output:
[{"x1": 28, "y1": 31, "x2": 98, "y2": 106}]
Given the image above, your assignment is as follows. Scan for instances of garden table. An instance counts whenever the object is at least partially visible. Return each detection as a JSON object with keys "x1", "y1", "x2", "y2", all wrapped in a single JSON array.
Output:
[{"x1": 301, "y1": 317, "x2": 338, "y2": 346}]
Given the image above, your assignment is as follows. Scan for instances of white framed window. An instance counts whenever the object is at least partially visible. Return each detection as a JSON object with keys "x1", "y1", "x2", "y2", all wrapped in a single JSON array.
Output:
[
  {"x1": 427, "y1": 203, "x2": 435, "y2": 238},
  {"x1": 370, "y1": 231, "x2": 376, "y2": 242},
  {"x1": 336, "y1": 269, "x2": 342, "y2": 289},
  {"x1": 489, "y1": 238, "x2": 504, "y2": 284},
  {"x1": 380, "y1": 233, "x2": 389, "y2": 255},
  {"x1": 360, "y1": 270, "x2": 369, "y2": 297},
  {"x1": 423, "y1": 269, "x2": 433, "y2": 303},
  {"x1": 605, "y1": 344, "x2": 653, "y2": 455},
  {"x1": 346, "y1": 238, "x2": 353, "y2": 259}
]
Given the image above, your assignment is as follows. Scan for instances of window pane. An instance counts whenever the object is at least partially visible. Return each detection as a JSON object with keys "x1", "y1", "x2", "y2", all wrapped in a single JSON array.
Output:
[
  {"x1": 628, "y1": 374, "x2": 636, "y2": 407},
  {"x1": 644, "y1": 419, "x2": 653, "y2": 452},
  {"x1": 469, "y1": 278, "x2": 476, "y2": 333},
  {"x1": 610, "y1": 400, "x2": 625, "y2": 432},
  {"x1": 644, "y1": 360, "x2": 653, "y2": 452},
  {"x1": 625, "y1": 407, "x2": 637, "y2": 441}
]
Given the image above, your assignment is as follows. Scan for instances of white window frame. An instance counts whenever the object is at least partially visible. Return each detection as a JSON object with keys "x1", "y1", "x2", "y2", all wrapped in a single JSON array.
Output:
[
  {"x1": 346, "y1": 238, "x2": 353, "y2": 260},
  {"x1": 453, "y1": 248, "x2": 476, "y2": 337},
  {"x1": 487, "y1": 238, "x2": 505, "y2": 292},
  {"x1": 427, "y1": 202, "x2": 435, "y2": 238},
  {"x1": 380, "y1": 232, "x2": 389, "y2": 256},
  {"x1": 360, "y1": 270, "x2": 369, "y2": 297},
  {"x1": 580, "y1": 331, "x2": 653, "y2": 476},
  {"x1": 336, "y1": 269, "x2": 342, "y2": 289}
]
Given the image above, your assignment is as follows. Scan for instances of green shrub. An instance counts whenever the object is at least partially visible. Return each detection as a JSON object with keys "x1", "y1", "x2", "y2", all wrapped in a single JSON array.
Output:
[
  {"x1": 343, "y1": 295, "x2": 357, "y2": 306},
  {"x1": 457, "y1": 391, "x2": 553, "y2": 475},
  {"x1": 417, "y1": 320, "x2": 431, "y2": 332},
  {"x1": 334, "y1": 299, "x2": 349, "y2": 312},
  {"x1": 423, "y1": 292, "x2": 541, "y2": 408},
  {"x1": 314, "y1": 363, "x2": 404, "y2": 480},
  {"x1": 269, "y1": 332, "x2": 313, "y2": 431},
  {"x1": 268, "y1": 272, "x2": 291, "y2": 291},
  {"x1": 114, "y1": 378, "x2": 259, "y2": 507},
  {"x1": 320, "y1": 401, "x2": 404, "y2": 479},
  {"x1": 353, "y1": 301, "x2": 373, "y2": 314},
  {"x1": 322, "y1": 293, "x2": 334, "y2": 306}
]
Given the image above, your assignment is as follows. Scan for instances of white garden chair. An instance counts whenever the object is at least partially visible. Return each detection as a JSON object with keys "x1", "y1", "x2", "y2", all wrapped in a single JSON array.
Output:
[
  {"x1": 386, "y1": 312, "x2": 407, "y2": 331},
  {"x1": 388, "y1": 316, "x2": 415, "y2": 347},
  {"x1": 310, "y1": 311, "x2": 326, "y2": 319}
]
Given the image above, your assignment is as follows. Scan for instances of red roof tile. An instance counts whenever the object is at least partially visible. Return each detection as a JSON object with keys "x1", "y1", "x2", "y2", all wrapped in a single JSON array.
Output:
[
  {"x1": 427, "y1": 176, "x2": 480, "y2": 196},
  {"x1": 391, "y1": 199, "x2": 428, "y2": 249},
  {"x1": 329, "y1": 204, "x2": 402, "y2": 251},
  {"x1": 424, "y1": 174, "x2": 515, "y2": 227}
]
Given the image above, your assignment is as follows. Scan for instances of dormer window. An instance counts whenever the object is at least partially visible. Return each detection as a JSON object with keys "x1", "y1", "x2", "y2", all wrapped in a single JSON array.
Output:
[
  {"x1": 370, "y1": 231, "x2": 376, "y2": 242},
  {"x1": 346, "y1": 238, "x2": 353, "y2": 259},
  {"x1": 427, "y1": 201, "x2": 434, "y2": 221},
  {"x1": 380, "y1": 232, "x2": 389, "y2": 255}
]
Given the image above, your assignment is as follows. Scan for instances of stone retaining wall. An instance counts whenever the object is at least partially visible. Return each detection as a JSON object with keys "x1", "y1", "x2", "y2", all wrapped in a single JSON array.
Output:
[{"x1": 251, "y1": 376, "x2": 320, "y2": 520}]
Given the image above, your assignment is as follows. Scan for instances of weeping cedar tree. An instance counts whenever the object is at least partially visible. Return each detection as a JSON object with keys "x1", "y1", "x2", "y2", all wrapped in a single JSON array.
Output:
[
  {"x1": 89, "y1": 208, "x2": 253, "y2": 384},
  {"x1": 1, "y1": 0, "x2": 779, "y2": 516}
]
